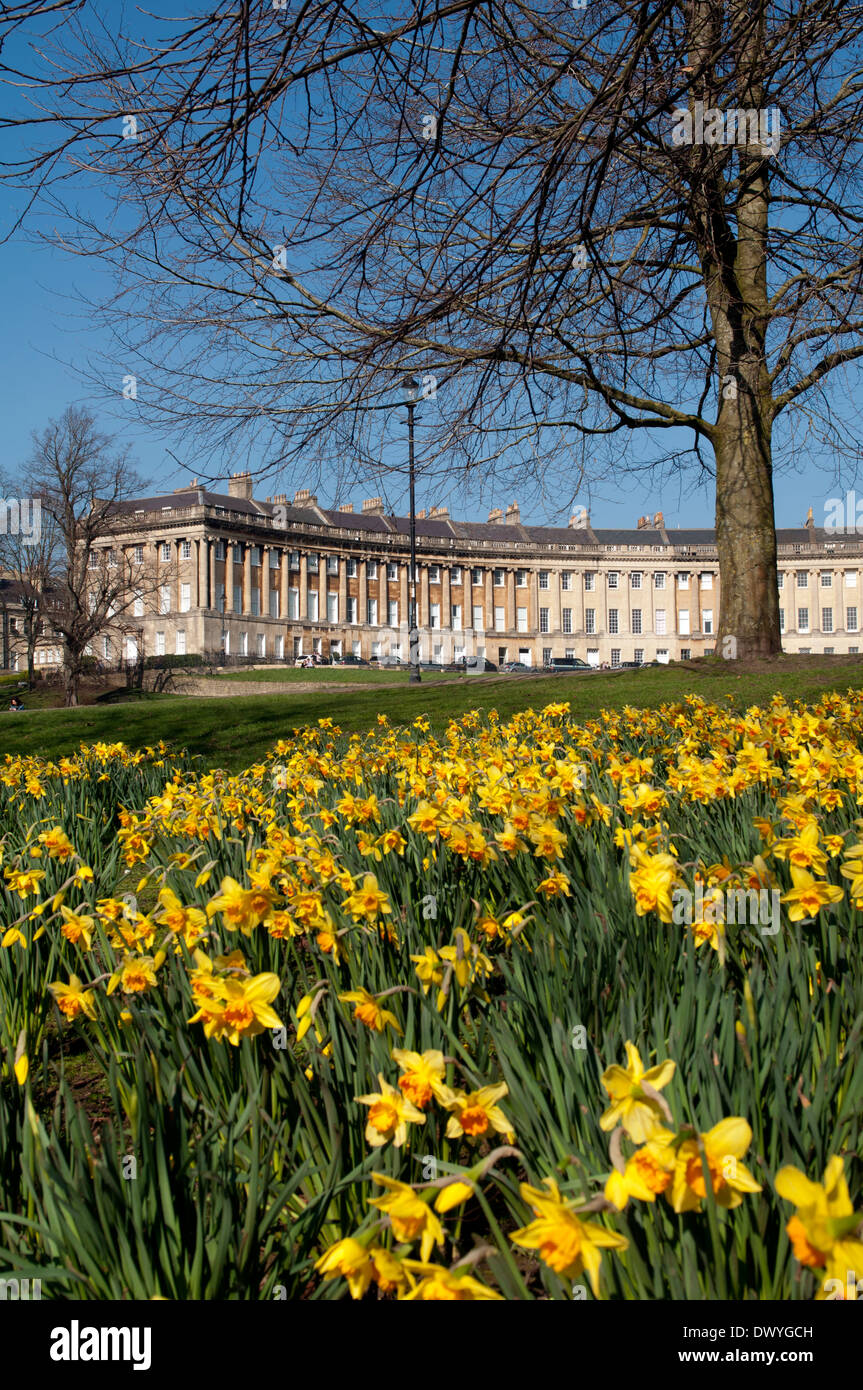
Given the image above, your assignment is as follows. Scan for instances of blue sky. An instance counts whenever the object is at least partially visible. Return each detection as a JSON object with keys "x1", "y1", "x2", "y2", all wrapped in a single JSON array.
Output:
[
  {"x1": 4, "y1": 221, "x2": 848, "y2": 533},
  {"x1": 1, "y1": 6, "x2": 860, "y2": 533}
]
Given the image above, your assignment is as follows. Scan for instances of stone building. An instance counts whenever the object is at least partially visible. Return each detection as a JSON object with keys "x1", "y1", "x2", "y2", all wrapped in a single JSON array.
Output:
[{"x1": 94, "y1": 474, "x2": 863, "y2": 667}]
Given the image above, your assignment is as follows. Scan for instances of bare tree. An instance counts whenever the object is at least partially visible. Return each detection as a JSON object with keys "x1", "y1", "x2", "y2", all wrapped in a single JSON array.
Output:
[
  {"x1": 29, "y1": 406, "x2": 150, "y2": 705},
  {"x1": 4, "y1": 2, "x2": 863, "y2": 656}
]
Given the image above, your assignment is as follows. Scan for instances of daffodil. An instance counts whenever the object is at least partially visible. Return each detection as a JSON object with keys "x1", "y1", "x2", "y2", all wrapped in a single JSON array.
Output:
[
  {"x1": 314, "y1": 1237, "x2": 374, "y2": 1300},
  {"x1": 48, "y1": 974, "x2": 98, "y2": 1021},
  {"x1": 599, "y1": 1041, "x2": 676, "y2": 1142},
  {"x1": 339, "y1": 987, "x2": 402, "y2": 1035},
  {"x1": 669, "y1": 1118, "x2": 762, "y2": 1213},
  {"x1": 400, "y1": 1262, "x2": 503, "y2": 1300},
  {"x1": 355, "y1": 1074, "x2": 423, "y2": 1147},
  {"x1": 775, "y1": 1156, "x2": 863, "y2": 1292},
  {"x1": 391, "y1": 1047, "x2": 446, "y2": 1107},
  {"x1": 780, "y1": 866, "x2": 843, "y2": 922},
  {"x1": 368, "y1": 1174, "x2": 445, "y2": 1261},
  {"x1": 511, "y1": 1177, "x2": 628, "y2": 1295},
  {"x1": 435, "y1": 1081, "x2": 515, "y2": 1144}
]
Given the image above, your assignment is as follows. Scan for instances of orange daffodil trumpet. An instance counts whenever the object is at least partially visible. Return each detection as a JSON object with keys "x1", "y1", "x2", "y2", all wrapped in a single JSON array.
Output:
[{"x1": 776, "y1": 1156, "x2": 863, "y2": 1297}]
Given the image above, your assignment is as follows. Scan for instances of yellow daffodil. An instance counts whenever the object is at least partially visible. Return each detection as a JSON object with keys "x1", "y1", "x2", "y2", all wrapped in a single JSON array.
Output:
[
  {"x1": 511, "y1": 1177, "x2": 628, "y2": 1294},
  {"x1": 355, "y1": 1074, "x2": 423, "y2": 1147},
  {"x1": 368, "y1": 1174, "x2": 444, "y2": 1261},
  {"x1": 670, "y1": 1118, "x2": 762, "y2": 1213},
  {"x1": 435, "y1": 1081, "x2": 515, "y2": 1144},
  {"x1": 599, "y1": 1042, "x2": 676, "y2": 1142}
]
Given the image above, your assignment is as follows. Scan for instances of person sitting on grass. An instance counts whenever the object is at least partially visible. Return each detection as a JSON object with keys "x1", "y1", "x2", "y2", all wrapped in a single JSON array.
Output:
[{"x1": 8, "y1": 696, "x2": 23, "y2": 712}]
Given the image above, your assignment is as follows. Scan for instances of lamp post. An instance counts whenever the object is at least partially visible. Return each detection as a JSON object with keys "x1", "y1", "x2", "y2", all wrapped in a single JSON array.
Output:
[{"x1": 403, "y1": 375, "x2": 422, "y2": 684}]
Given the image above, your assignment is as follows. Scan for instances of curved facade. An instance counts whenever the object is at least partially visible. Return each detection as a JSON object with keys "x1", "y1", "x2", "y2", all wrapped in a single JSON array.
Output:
[{"x1": 100, "y1": 474, "x2": 863, "y2": 667}]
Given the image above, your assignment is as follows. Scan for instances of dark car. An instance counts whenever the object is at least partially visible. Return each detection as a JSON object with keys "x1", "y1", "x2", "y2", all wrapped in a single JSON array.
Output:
[
  {"x1": 335, "y1": 653, "x2": 369, "y2": 667},
  {"x1": 544, "y1": 657, "x2": 591, "y2": 673},
  {"x1": 444, "y1": 656, "x2": 498, "y2": 673},
  {"x1": 501, "y1": 661, "x2": 541, "y2": 673}
]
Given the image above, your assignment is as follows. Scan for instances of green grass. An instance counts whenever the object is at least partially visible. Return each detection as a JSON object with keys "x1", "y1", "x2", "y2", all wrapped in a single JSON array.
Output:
[{"x1": 0, "y1": 657, "x2": 861, "y2": 769}]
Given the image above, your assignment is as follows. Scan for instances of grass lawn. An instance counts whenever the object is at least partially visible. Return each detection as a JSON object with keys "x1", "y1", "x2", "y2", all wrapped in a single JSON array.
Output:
[{"x1": 0, "y1": 655, "x2": 861, "y2": 769}]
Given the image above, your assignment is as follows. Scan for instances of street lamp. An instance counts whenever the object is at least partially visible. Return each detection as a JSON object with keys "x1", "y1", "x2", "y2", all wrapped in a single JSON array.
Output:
[{"x1": 403, "y1": 374, "x2": 422, "y2": 684}]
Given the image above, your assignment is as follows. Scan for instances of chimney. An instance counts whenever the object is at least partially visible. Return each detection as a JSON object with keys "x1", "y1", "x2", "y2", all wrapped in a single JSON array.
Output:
[
  {"x1": 416, "y1": 509, "x2": 427, "y2": 520},
  {"x1": 805, "y1": 505, "x2": 814, "y2": 530},
  {"x1": 505, "y1": 500, "x2": 521, "y2": 525},
  {"x1": 338, "y1": 502, "x2": 354, "y2": 513},
  {"x1": 272, "y1": 493, "x2": 287, "y2": 505},
  {"x1": 569, "y1": 507, "x2": 589, "y2": 529},
  {"x1": 362, "y1": 496, "x2": 385, "y2": 514},
  {"x1": 293, "y1": 488, "x2": 319, "y2": 507},
  {"x1": 429, "y1": 506, "x2": 449, "y2": 519},
  {"x1": 653, "y1": 511, "x2": 664, "y2": 528},
  {"x1": 228, "y1": 471, "x2": 254, "y2": 500},
  {"x1": 488, "y1": 507, "x2": 503, "y2": 523}
]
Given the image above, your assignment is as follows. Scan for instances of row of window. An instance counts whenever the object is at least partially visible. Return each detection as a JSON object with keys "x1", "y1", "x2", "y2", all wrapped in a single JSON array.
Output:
[
  {"x1": 91, "y1": 545, "x2": 863, "y2": 597},
  {"x1": 778, "y1": 572, "x2": 858, "y2": 588},
  {"x1": 780, "y1": 607, "x2": 858, "y2": 634},
  {"x1": 576, "y1": 608, "x2": 714, "y2": 636}
]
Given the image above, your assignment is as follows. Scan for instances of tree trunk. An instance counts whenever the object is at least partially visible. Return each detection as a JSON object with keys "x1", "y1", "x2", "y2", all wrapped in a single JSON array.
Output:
[
  {"x1": 65, "y1": 657, "x2": 81, "y2": 706},
  {"x1": 714, "y1": 394, "x2": 781, "y2": 660}
]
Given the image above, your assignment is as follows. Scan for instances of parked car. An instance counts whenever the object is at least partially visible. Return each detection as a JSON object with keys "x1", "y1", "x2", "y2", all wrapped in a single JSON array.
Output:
[
  {"x1": 501, "y1": 661, "x2": 541, "y2": 673},
  {"x1": 544, "y1": 657, "x2": 591, "y2": 673},
  {"x1": 334, "y1": 654, "x2": 369, "y2": 667},
  {"x1": 444, "y1": 656, "x2": 498, "y2": 673}
]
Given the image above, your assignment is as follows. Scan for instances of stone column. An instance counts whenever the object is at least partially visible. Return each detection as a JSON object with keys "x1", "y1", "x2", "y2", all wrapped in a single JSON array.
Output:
[
  {"x1": 420, "y1": 565, "x2": 430, "y2": 628},
  {"x1": 338, "y1": 557, "x2": 347, "y2": 629},
  {"x1": 484, "y1": 570, "x2": 493, "y2": 634},
  {"x1": 224, "y1": 541, "x2": 233, "y2": 613},
  {"x1": 399, "y1": 561, "x2": 408, "y2": 627},
  {"x1": 176, "y1": 539, "x2": 183, "y2": 612},
  {"x1": 262, "y1": 546, "x2": 270, "y2": 618},
  {"x1": 319, "y1": 557, "x2": 328, "y2": 627},
  {"x1": 359, "y1": 558, "x2": 367, "y2": 627},
  {"x1": 299, "y1": 552, "x2": 309, "y2": 621},
  {"x1": 442, "y1": 566, "x2": 451, "y2": 632},
  {"x1": 243, "y1": 544, "x2": 252, "y2": 615},
  {"x1": 506, "y1": 569, "x2": 516, "y2": 632},
  {"x1": 209, "y1": 541, "x2": 216, "y2": 613},
  {"x1": 549, "y1": 566, "x2": 561, "y2": 634},
  {"x1": 280, "y1": 549, "x2": 289, "y2": 620}
]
